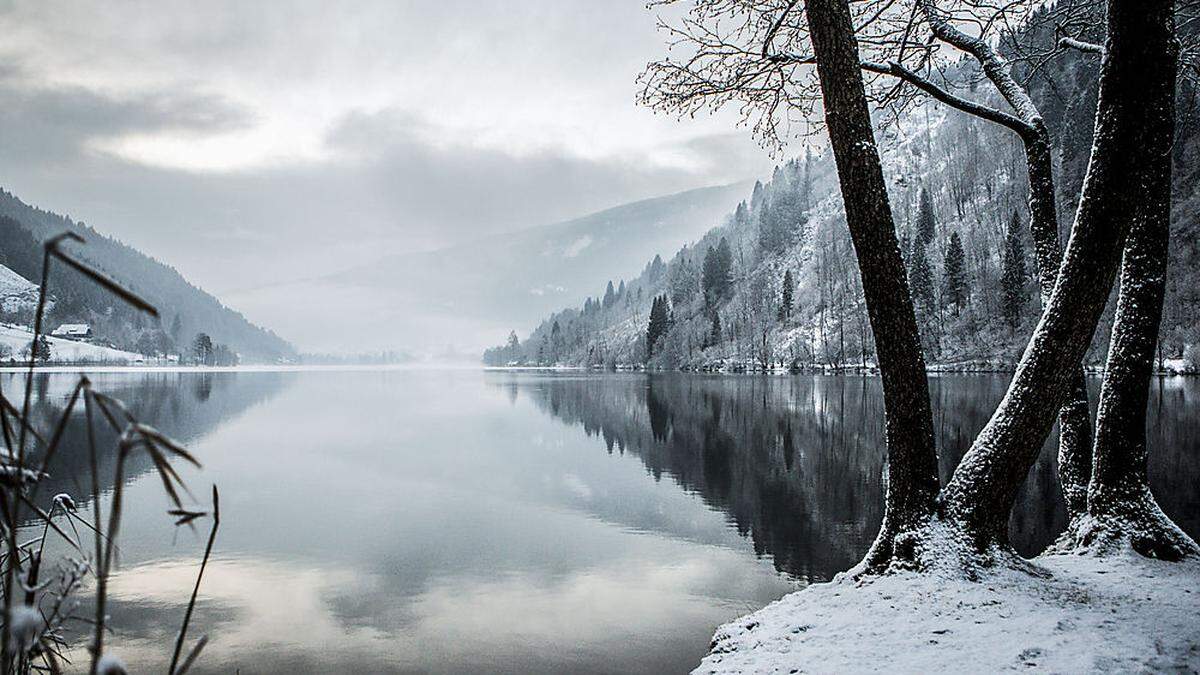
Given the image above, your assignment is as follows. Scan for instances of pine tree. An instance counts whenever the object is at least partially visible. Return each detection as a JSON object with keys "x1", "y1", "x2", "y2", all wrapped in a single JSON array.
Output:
[
  {"x1": 942, "y1": 231, "x2": 968, "y2": 314},
  {"x1": 192, "y1": 333, "x2": 214, "y2": 366},
  {"x1": 709, "y1": 311, "x2": 722, "y2": 346},
  {"x1": 1001, "y1": 210, "x2": 1027, "y2": 330},
  {"x1": 715, "y1": 237, "x2": 733, "y2": 298},
  {"x1": 602, "y1": 280, "x2": 616, "y2": 309},
  {"x1": 646, "y1": 295, "x2": 671, "y2": 360},
  {"x1": 907, "y1": 242, "x2": 935, "y2": 316},
  {"x1": 915, "y1": 187, "x2": 936, "y2": 248},
  {"x1": 778, "y1": 269, "x2": 794, "y2": 323},
  {"x1": 506, "y1": 331, "x2": 520, "y2": 363},
  {"x1": 702, "y1": 238, "x2": 734, "y2": 307},
  {"x1": 28, "y1": 335, "x2": 51, "y2": 363}
]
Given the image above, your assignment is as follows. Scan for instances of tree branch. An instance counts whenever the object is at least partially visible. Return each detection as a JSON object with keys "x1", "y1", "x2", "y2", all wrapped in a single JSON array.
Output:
[
  {"x1": 861, "y1": 60, "x2": 1036, "y2": 138},
  {"x1": 919, "y1": 0, "x2": 1044, "y2": 127},
  {"x1": 1058, "y1": 36, "x2": 1105, "y2": 55}
]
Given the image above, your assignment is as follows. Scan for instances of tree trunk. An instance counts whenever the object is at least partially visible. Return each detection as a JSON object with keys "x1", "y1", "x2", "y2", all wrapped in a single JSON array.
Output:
[
  {"x1": 919, "y1": 0, "x2": 1095, "y2": 525},
  {"x1": 804, "y1": 0, "x2": 940, "y2": 567},
  {"x1": 939, "y1": 0, "x2": 1173, "y2": 549},
  {"x1": 1066, "y1": 13, "x2": 1198, "y2": 558},
  {"x1": 1024, "y1": 127, "x2": 1094, "y2": 522}
]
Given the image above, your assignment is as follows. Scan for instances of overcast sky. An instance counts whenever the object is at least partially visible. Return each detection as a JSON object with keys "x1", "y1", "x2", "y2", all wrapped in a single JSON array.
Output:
[{"x1": 0, "y1": 0, "x2": 773, "y2": 320}]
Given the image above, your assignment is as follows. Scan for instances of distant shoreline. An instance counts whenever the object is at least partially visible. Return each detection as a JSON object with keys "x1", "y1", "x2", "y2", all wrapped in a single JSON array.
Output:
[
  {"x1": 481, "y1": 364, "x2": 1198, "y2": 376},
  {"x1": 0, "y1": 363, "x2": 483, "y2": 374},
  {"x1": 3, "y1": 363, "x2": 1194, "y2": 376}
]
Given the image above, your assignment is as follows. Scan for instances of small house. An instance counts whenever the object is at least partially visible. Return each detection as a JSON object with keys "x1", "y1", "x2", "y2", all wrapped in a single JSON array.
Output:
[{"x1": 51, "y1": 323, "x2": 93, "y2": 341}]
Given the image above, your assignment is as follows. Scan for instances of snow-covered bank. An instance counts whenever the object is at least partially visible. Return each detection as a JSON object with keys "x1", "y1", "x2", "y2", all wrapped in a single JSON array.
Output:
[
  {"x1": 0, "y1": 324, "x2": 145, "y2": 363},
  {"x1": 698, "y1": 553, "x2": 1200, "y2": 673}
]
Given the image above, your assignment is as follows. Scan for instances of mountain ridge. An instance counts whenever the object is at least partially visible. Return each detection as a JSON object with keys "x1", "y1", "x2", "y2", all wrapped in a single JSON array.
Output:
[{"x1": 0, "y1": 188, "x2": 294, "y2": 362}]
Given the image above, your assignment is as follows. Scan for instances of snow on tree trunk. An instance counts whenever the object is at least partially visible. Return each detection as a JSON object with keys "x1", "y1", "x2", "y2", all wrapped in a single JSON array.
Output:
[
  {"x1": 804, "y1": 0, "x2": 940, "y2": 567},
  {"x1": 940, "y1": 0, "x2": 1180, "y2": 549},
  {"x1": 1060, "y1": 8, "x2": 1198, "y2": 559},
  {"x1": 1025, "y1": 127, "x2": 1094, "y2": 522}
]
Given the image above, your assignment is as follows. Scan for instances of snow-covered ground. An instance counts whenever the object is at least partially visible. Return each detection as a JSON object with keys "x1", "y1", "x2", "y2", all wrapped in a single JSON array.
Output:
[
  {"x1": 698, "y1": 552, "x2": 1200, "y2": 673},
  {"x1": 0, "y1": 264, "x2": 38, "y2": 312},
  {"x1": 0, "y1": 324, "x2": 144, "y2": 364}
]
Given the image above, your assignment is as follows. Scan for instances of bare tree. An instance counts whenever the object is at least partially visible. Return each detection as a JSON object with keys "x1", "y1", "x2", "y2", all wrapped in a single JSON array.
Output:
[
  {"x1": 1052, "y1": 1, "x2": 1199, "y2": 559},
  {"x1": 939, "y1": 0, "x2": 1180, "y2": 550},
  {"x1": 640, "y1": 0, "x2": 1183, "y2": 570},
  {"x1": 847, "y1": 0, "x2": 1098, "y2": 521}
]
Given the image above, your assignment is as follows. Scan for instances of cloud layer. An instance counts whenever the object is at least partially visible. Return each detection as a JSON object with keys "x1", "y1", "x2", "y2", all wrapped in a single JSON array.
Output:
[{"x1": 0, "y1": 0, "x2": 774, "y2": 350}]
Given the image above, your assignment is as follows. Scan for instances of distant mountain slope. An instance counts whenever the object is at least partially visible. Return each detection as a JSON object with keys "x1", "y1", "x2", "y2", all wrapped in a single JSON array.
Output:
[
  {"x1": 237, "y1": 182, "x2": 750, "y2": 354},
  {"x1": 0, "y1": 189, "x2": 294, "y2": 362}
]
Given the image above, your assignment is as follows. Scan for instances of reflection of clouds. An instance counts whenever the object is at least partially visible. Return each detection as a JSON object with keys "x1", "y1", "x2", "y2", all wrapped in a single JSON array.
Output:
[
  {"x1": 100, "y1": 543, "x2": 787, "y2": 674},
  {"x1": 102, "y1": 558, "x2": 389, "y2": 672},
  {"x1": 561, "y1": 472, "x2": 593, "y2": 501}
]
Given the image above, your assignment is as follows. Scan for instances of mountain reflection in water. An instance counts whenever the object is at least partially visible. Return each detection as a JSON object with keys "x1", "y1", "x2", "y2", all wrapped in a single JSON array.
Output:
[{"x1": 512, "y1": 372, "x2": 1200, "y2": 576}]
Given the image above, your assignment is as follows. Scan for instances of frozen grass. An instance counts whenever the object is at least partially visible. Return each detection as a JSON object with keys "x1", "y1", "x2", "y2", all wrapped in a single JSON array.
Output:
[
  {"x1": 0, "y1": 232, "x2": 220, "y2": 673},
  {"x1": 697, "y1": 552, "x2": 1200, "y2": 673}
]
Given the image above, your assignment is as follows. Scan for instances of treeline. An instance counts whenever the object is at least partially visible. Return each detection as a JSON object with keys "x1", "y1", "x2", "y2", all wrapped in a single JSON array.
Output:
[{"x1": 487, "y1": 26, "x2": 1200, "y2": 373}]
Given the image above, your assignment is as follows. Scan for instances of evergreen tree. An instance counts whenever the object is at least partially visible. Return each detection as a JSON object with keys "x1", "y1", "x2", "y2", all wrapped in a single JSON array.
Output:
[
  {"x1": 1001, "y1": 210, "x2": 1027, "y2": 330},
  {"x1": 709, "y1": 312, "x2": 722, "y2": 346},
  {"x1": 646, "y1": 295, "x2": 671, "y2": 360},
  {"x1": 506, "y1": 331, "x2": 520, "y2": 363},
  {"x1": 670, "y1": 256, "x2": 699, "y2": 307},
  {"x1": 646, "y1": 254, "x2": 667, "y2": 283},
  {"x1": 915, "y1": 187, "x2": 936, "y2": 248},
  {"x1": 759, "y1": 184, "x2": 800, "y2": 255},
  {"x1": 942, "y1": 231, "x2": 968, "y2": 314},
  {"x1": 27, "y1": 335, "x2": 51, "y2": 363},
  {"x1": 192, "y1": 333, "x2": 214, "y2": 366},
  {"x1": 550, "y1": 320, "x2": 562, "y2": 362},
  {"x1": 907, "y1": 242, "x2": 935, "y2": 316},
  {"x1": 778, "y1": 269, "x2": 794, "y2": 323},
  {"x1": 602, "y1": 280, "x2": 616, "y2": 309},
  {"x1": 702, "y1": 238, "x2": 734, "y2": 307}
]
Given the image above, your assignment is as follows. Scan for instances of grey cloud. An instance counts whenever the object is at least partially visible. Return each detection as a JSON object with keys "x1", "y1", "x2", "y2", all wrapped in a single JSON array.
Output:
[{"x1": 0, "y1": 71, "x2": 254, "y2": 165}]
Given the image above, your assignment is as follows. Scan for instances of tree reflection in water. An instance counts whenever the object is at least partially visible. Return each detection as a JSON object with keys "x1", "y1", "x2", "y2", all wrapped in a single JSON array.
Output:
[{"x1": 518, "y1": 373, "x2": 1200, "y2": 581}]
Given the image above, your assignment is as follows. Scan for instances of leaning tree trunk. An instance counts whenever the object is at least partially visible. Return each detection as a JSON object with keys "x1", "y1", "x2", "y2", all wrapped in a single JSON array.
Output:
[
  {"x1": 919, "y1": 0, "x2": 1094, "y2": 526},
  {"x1": 804, "y1": 0, "x2": 940, "y2": 569},
  {"x1": 1024, "y1": 129, "x2": 1094, "y2": 522},
  {"x1": 1065, "y1": 18, "x2": 1199, "y2": 559},
  {"x1": 939, "y1": 0, "x2": 1175, "y2": 551}
]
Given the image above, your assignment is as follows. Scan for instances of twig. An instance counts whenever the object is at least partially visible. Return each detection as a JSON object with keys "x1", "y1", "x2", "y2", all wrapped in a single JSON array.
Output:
[{"x1": 169, "y1": 485, "x2": 219, "y2": 675}]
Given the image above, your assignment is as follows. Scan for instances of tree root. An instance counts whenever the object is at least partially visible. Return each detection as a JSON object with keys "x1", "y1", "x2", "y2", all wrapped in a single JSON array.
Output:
[
  {"x1": 844, "y1": 516, "x2": 1051, "y2": 583},
  {"x1": 1051, "y1": 490, "x2": 1199, "y2": 561}
]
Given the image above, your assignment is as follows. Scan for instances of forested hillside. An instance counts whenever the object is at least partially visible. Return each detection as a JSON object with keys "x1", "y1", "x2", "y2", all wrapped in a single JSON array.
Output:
[
  {"x1": 486, "y1": 23, "x2": 1200, "y2": 373},
  {"x1": 0, "y1": 190, "x2": 294, "y2": 362}
]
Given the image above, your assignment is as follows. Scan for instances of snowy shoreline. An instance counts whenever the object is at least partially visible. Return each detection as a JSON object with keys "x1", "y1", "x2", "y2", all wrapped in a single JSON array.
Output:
[{"x1": 696, "y1": 553, "x2": 1200, "y2": 673}]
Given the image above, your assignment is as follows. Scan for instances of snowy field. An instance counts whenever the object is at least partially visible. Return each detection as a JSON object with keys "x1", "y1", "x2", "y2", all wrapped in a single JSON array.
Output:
[
  {"x1": 697, "y1": 553, "x2": 1200, "y2": 673},
  {"x1": 0, "y1": 324, "x2": 143, "y2": 364}
]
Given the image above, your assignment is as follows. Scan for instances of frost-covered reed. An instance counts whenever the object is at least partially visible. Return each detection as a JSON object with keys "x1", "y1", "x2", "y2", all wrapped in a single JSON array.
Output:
[{"x1": 0, "y1": 232, "x2": 220, "y2": 674}]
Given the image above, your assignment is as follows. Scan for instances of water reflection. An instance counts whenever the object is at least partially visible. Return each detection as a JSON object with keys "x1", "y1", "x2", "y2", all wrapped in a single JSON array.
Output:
[
  {"x1": 1, "y1": 370, "x2": 292, "y2": 517},
  {"x1": 513, "y1": 373, "x2": 1200, "y2": 574},
  {"x1": 6, "y1": 369, "x2": 1195, "y2": 674}
]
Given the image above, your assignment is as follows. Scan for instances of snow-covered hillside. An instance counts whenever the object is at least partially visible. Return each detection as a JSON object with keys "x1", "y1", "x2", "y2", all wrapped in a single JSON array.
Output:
[
  {"x1": 0, "y1": 264, "x2": 38, "y2": 313},
  {"x1": 490, "y1": 46, "x2": 1200, "y2": 373},
  {"x1": 0, "y1": 324, "x2": 144, "y2": 364}
]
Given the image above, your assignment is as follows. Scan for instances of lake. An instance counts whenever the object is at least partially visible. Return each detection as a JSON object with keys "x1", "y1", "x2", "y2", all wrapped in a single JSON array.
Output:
[{"x1": 5, "y1": 369, "x2": 1198, "y2": 673}]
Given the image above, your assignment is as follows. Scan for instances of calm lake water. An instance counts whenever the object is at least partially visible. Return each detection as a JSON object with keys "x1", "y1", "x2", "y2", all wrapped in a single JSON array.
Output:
[{"x1": 5, "y1": 369, "x2": 1198, "y2": 673}]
